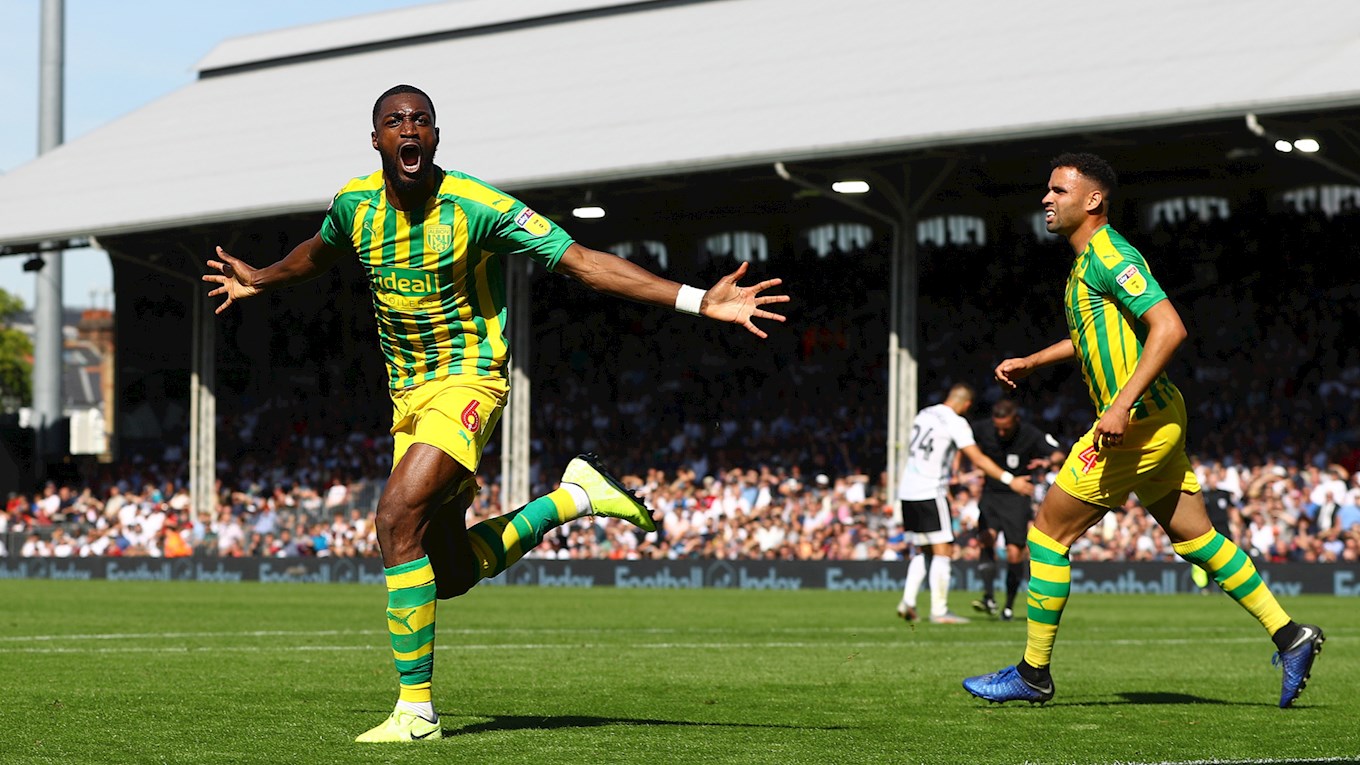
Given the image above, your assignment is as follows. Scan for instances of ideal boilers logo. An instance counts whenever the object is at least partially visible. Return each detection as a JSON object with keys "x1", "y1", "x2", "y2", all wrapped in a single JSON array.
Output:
[
  {"x1": 371, "y1": 266, "x2": 441, "y2": 310},
  {"x1": 372, "y1": 266, "x2": 438, "y2": 295}
]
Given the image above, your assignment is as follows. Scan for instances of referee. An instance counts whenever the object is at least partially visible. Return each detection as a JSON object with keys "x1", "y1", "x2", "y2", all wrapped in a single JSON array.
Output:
[{"x1": 970, "y1": 399, "x2": 1059, "y2": 620}]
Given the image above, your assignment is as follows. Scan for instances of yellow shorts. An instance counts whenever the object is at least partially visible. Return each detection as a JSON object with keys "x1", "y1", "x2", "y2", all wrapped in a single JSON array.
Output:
[
  {"x1": 389, "y1": 374, "x2": 508, "y2": 491},
  {"x1": 1054, "y1": 388, "x2": 1201, "y2": 509}
]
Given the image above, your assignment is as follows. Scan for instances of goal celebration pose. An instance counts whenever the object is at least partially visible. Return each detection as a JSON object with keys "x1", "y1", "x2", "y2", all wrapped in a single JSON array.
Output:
[{"x1": 205, "y1": 84, "x2": 789, "y2": 741}]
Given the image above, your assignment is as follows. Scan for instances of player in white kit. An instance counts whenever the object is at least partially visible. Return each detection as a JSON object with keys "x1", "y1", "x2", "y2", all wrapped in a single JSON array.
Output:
[{"x1": 896, "y1": 384, "x2": 1035, "y2": 623}]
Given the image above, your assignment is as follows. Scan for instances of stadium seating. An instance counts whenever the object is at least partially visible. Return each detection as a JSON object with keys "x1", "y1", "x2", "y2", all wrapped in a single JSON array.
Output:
[{"x1": 3, "y1": 207, "x2": 1358, "y2": 564}]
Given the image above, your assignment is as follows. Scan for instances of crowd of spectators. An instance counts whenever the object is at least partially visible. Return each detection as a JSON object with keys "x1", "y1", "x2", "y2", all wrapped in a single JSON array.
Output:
[{"x1": 4, "y1": 201, "x2": 1359, "y2": 567}]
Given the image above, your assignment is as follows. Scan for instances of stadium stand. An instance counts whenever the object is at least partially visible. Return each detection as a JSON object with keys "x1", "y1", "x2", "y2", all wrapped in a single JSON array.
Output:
[{"x1": 3, "y1": 206, "x2": 1358, "y2": 566}]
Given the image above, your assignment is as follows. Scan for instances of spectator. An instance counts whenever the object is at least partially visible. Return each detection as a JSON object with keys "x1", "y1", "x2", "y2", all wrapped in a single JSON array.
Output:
[
  {"x1": 4, "y1": 209, "x2": 1358, "y2": 565},
  {"x1": 162, "y1": 519, "x2": 193, "y2": 558}
]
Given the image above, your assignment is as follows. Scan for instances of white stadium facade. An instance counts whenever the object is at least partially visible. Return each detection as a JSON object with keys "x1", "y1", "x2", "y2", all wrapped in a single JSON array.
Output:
[{"x1": 2, "y1": 0, "x2": 1360, "y2": 511}]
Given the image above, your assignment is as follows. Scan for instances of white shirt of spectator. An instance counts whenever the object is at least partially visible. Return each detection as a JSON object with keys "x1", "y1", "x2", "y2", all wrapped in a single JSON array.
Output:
[
  {"x1": 844, "y1": 477, "x2": 867, "y2": 506},
  {"x1": 756, "y1": 521, "x2": 785, "y2": 553},
  {"x1": 84, "y1": 532, "x2": 112, "y2": 557},
  {"x1": 754, "y1": 484, "x2": 772, "y2": 511},
  {"x1": 118, "y1": 501, "x2": 139, "y2": 530},
  {"x1": 956, "y1": 493, "x2": 980, "y2": 529},
  {"x1": 145, "y1": 508, "x2": 167, "y2": 537},
  {"x1": 324, "y1": 482, "x2": 349, "y2": 509},
  {"x1": 104, "y1": 493, "x2": 125, "y2": 520},
  {"x1": 1249, "y1": 519, "x2": 1276, "y2": 557},
  {"x1": 897, "y1": 403, "x2": 975, "y2": 501},
  {"x1": 1215, "y1": 464, "x2": 1243, "y2": 501},
  {"x1": 38, "y1": 492, "x2": 60, "y2": 517},
  {"x1": 1310, "y1": 474, "x2": 1347, "y2": 508},
  {"x1": 218, "y1": 518, "x2": 245, "y2": 554}
]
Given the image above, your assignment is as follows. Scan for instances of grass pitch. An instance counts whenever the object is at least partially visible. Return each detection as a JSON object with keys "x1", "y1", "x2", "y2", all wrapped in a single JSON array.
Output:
[{"x1": 0, "y1": 579, "x2": 1355, "y2": 765}]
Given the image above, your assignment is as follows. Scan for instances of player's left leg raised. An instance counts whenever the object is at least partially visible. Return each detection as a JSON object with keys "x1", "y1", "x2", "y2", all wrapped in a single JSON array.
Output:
[{"x1": 561, "y1": 452, "x2": 655, "y2": 531}]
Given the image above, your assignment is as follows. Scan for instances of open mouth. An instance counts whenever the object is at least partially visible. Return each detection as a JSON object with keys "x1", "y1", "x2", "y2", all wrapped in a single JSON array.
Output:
[{"x1": 398, "y1": 143, "x2": 423, "y2": 174}]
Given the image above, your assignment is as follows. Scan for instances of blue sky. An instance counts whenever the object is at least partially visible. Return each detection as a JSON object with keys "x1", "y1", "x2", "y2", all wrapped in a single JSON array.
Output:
[{"x1": 0, "y1": 0, "x2": 435, "y2": 310}]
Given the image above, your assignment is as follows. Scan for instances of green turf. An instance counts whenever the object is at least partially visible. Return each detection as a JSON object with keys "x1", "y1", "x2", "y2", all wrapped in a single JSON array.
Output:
[{"x1": 0, "y1": 580, "x2": 1353, "y2": 765}]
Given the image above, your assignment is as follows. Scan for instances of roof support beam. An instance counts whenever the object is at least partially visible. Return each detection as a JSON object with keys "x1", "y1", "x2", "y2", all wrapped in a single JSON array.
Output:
[
  {"x1": 502, "y1": 255, "x2": 532, "y2": 513},
  {"x1": 32, "y1": 0, "x2": 65, "y2": 471}
]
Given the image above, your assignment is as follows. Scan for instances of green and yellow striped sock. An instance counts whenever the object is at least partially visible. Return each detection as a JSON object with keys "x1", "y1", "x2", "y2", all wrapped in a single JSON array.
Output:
[
  {"x1": 1023, "y1": 527, "x2": 1071, "y2": 670},
  {"x1": 384, "y1": 556, "x2": 437, "y2": 705},
  {"x1": 1172, "y1": 529, "x2": 1291, "y2": 636},
  {"x1": 467, "y1": 488, "x2": 582, "y2": 581}
]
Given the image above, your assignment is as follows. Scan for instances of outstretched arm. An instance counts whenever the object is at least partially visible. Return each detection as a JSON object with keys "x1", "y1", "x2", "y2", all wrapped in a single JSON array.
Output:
[
  {"x1": 554, "y1": 243, "x2": 789, "y2": 338},
  {"x1": 203, "y1": 234, "x2": 345, "y2": 314},
  {"x1": 994, "y1": 339, "x2": 1076, "y2": 389}
]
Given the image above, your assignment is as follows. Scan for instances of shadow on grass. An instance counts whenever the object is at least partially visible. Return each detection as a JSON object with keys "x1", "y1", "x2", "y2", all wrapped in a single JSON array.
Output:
[
  {"x1": 440, "y1": 713, "x2": 849, "y2": 737},
  {"x1": 1065, "y1": 691, "x2": 1270, "y2": 707}
]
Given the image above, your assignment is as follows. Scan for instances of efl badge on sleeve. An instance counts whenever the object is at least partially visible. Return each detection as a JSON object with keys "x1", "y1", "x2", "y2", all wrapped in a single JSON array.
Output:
[
  {"x1": 1116, "y1": 264, "x2": 1147, "y2": 297},
  {"x1": 514, "y1": 208, "x2": 552, "y2": 237},
  {"x1": 425, "y1": 224, "x2": 453, "y2": 254}
]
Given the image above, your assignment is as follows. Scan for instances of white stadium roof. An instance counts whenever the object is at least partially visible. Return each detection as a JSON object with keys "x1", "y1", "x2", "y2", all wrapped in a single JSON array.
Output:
[{"x1": 3, "y1": 0, "x2": 1360, "y2": 246}]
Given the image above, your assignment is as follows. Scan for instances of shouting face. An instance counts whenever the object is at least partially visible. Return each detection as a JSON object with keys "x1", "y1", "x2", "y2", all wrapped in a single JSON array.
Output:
[{"x1": 372, "y1": 91, "x2": 439, "y2": 196}]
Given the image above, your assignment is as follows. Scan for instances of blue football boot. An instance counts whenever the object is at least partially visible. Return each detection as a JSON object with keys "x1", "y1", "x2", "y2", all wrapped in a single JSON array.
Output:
[
  {"x1": 1274, "y1": 624, "x2": 1324, "y2": 708},
  {"x1": 962, "y1": 665, "x2": 1054, "y2": 705}
]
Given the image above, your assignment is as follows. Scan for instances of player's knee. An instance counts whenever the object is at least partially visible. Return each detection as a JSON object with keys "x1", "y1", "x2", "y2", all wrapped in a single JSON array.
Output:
[{"x1": 375, "y1": 492, "x2": 426, "y2": 540}]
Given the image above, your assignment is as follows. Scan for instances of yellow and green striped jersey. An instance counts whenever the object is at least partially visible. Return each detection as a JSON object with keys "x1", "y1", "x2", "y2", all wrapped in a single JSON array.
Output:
[
  {"x1": 319, "y1": 169, "x2": 573, "y2": 389},
  {"x1": 1063, "y1": 225, "x2": 1178, "y2": 417}
]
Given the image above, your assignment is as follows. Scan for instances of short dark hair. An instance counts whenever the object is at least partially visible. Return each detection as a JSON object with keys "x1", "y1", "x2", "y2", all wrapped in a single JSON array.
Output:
[
  {"x1": 1051, "y1": 152, "x2": 1118, "y2": 194},
  {"x1": 372, "y1": 84, "x2": 436, "y2": 126},
  {"x1": 991, "y1": 399, "x2": 1018, "y2": 419}
]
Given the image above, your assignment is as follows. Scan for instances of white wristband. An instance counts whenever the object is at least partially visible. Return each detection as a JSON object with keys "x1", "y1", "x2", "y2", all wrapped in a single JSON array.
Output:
[
  {"x1": 999, "y1": 471, "x2": 1015, "y2": 485},
  {"x1": 675, "y1": 284, "x2": 706, "y2": 315}
]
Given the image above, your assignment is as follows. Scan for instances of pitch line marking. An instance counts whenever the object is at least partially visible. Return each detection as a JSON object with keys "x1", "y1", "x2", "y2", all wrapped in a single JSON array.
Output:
[
  {"x1": 0, "y1": 642, "x2": 1042, "y2": 655},
  {"x1": 1097, "y1": 759, "x2": 1360, "y2": 765},
  {"x1": 3, "y1": 635, "x2": 1348, "y2": 655},
  {"x1": 0, "y1": 623, "x2": 1302, "y2": 643},
  {"x1": 0, "y1": 629, "x2": 377, "y2": 643}
]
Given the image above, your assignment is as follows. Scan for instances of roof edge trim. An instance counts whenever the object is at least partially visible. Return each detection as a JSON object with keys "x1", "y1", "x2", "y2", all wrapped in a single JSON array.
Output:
[
  {"x1": 198, "y1": 0, "x2": 723, "y2": 79},
  {"x1": 473, "y1": 94, "x2": 1360, "y2": 192},
  {"x1": 5, "y1": 92, "x2": 1359, "y2": 249}
]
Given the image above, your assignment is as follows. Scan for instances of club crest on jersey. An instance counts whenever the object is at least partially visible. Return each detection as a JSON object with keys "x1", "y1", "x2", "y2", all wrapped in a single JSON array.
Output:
[
  {"x1": 424, "y1": 224, "x2": 453, "y2": 253},
  {"x1": 514, "y1": 208, "x2": 552, "y2": 237},
  {"x1": 1116, "y1": 264, "x2": 1147, "y2": 296},
  {"x1": 1007, "y1": 454, "x2": 1020, "y2": 469}
]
